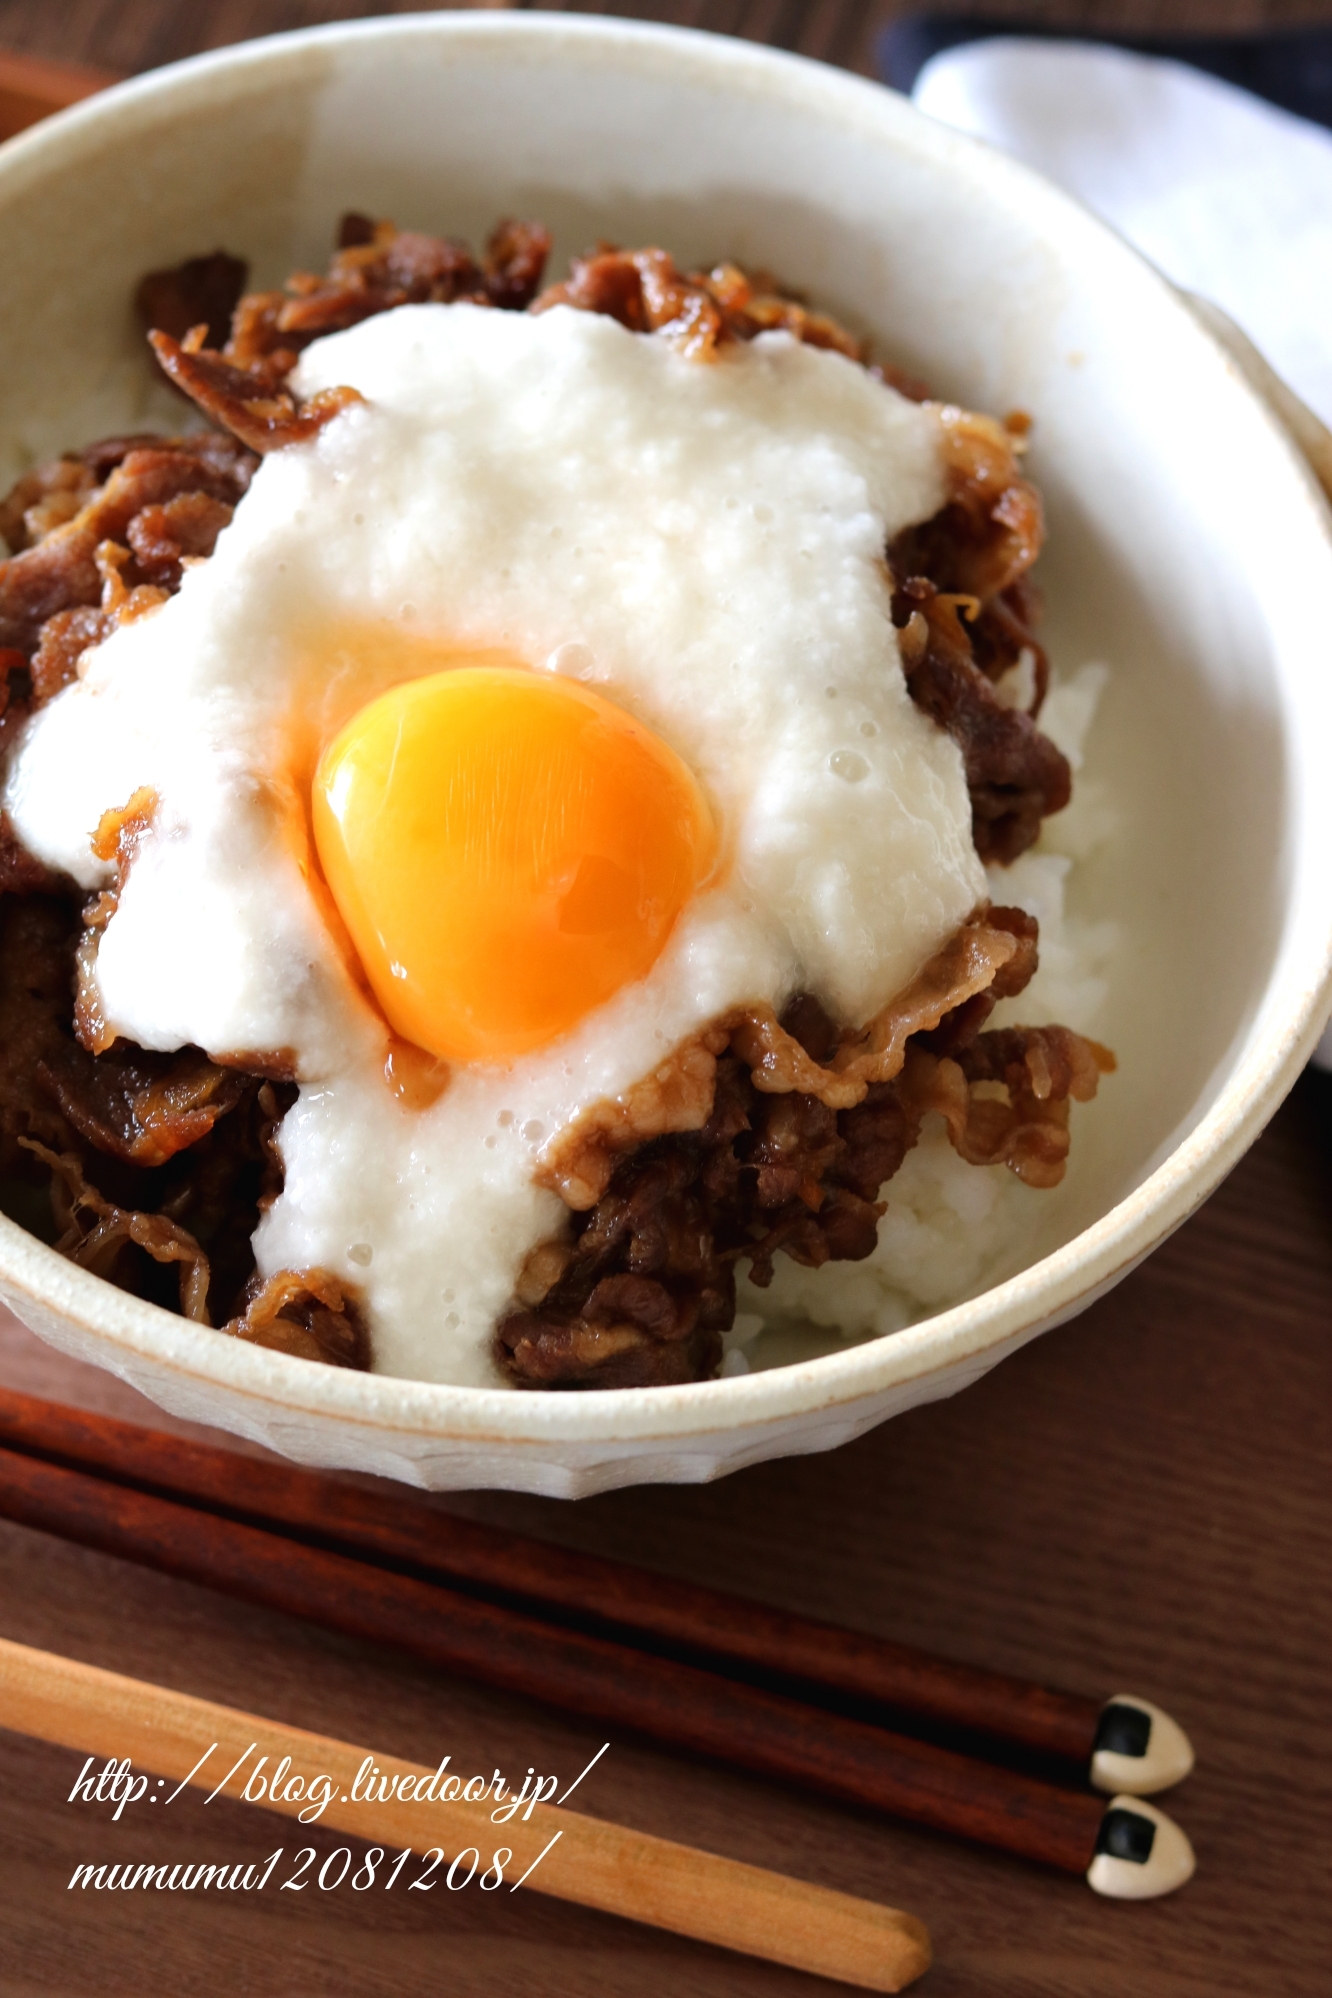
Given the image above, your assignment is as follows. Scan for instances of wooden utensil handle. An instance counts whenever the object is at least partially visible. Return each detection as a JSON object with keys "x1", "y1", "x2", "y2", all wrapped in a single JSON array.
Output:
[
  {"x1": 0, "y1": 1387, "x2": 1103, "y2": 1762},
  {"x1": 0, "y1": 1635, "x2": 932, "y2": 1993},
  {"x1": 0, "y1": 1442, "x2": 1104, "y2": 1871}
]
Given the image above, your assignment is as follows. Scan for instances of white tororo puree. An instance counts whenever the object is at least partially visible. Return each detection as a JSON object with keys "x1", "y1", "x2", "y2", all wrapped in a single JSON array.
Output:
[{"x1": 3, "y1": 304, "x2": 985, "y2": 1386}]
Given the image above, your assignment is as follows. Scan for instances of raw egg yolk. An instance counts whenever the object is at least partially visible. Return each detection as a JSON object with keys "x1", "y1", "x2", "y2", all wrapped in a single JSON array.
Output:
[{"x1": 312, "y1": 665, "x2": 717, "y2": 1064}]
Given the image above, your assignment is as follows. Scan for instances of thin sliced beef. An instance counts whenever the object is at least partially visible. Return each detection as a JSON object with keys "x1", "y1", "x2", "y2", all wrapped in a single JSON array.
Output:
[
  {"x1": 533, "y1": 246, "x2": 864, "y2": 364},
  {"x1": 0, "y1": 436, "x2": 255, "y2": 652},
  {"x1": 0, "y1": 895, "x2": 298, "y2": 1324},
  {"x1": 894, "y1": 580, "x2": 1071, "y2": 865},
  {"x1": 147, "y1": 333, "x2": 362, "y2": 455},
  {"x1": 223, "y1": 1268, "x2": 369, "y2": 1369},
  {"x1": 497, "y1": 914, "x2": 1111, "y2": 1390},
  {"x1": 136, "y1": 250, "x2": 249, "y2": 348},
  {"x1": 37, "y1": 1040, "x2": 248, "y2": 1170},
  {"x1": 222, "y1": 217, "x2": 552, "y2": 376}
]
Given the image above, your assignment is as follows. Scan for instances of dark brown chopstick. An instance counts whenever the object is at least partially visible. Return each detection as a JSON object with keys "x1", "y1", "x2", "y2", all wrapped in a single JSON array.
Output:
[
  {"x1": 0, "y1": 1427, "x2": 1106, "y2": 1872},
  {"x1": 0, "y1": 1386, "x2": 1102, "y2": 1764}
]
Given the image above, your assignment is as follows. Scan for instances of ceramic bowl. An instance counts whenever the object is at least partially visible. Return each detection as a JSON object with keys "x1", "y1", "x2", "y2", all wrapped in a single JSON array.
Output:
[{"x1": 0, "y1": 14, "x2": 1329, "y2": 1495}]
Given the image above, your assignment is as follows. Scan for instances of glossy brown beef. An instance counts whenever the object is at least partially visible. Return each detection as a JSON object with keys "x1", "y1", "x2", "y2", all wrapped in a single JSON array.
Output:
[
  {"x1": 0, "y1": 214, "x2": 1102, "y2": 1384},
  {"x1": 0, "y1": 897, "x2": 284, "y2": 1320},
  {"x1": 496, "y1": 914, "x2": 1112, "y2": 1392},
  {"x1": 894, "y1": 578, "x2": 1071, "y2": 866}
]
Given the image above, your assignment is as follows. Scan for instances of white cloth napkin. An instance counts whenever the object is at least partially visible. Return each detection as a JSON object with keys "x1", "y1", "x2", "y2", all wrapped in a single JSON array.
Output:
[{"x1": 913, "y1": 40, "x2": 1332, "y2": 1068}]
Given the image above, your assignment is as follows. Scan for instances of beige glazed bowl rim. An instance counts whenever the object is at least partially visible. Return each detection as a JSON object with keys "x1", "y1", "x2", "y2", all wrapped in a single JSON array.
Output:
[{"x1": 1, "y1": 11, "x2": 1330, "y2": 1452}]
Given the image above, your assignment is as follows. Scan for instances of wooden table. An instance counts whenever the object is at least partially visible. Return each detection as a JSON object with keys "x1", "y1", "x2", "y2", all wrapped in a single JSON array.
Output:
[{"x1": 0, "y1": 6, "x2": 1329, "y2": 1993}]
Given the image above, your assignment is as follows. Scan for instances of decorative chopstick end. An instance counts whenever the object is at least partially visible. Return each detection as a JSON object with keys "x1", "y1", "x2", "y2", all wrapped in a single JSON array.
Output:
[
  {"x1": 885, "y1": 1912, "x2": 933, "y2": 1990},
  {"x1": 1086, "y1": 1797, "x2": 1195, "y2": 1900},
  {"x1": 1090, "y1": 1694, "x2": 1195, "y2": 1796}
]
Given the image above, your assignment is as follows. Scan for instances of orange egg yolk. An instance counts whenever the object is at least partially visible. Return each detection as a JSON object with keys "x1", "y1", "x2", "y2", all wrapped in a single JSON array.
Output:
[{"x1": 312, "y1": 664, "x2": 717, "y2": 1065}]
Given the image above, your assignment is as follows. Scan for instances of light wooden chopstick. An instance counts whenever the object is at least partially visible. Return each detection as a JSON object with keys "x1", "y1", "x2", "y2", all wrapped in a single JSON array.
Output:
[{"x1": 0, "y1": 1635, "x2": 931, "y2": 1992}]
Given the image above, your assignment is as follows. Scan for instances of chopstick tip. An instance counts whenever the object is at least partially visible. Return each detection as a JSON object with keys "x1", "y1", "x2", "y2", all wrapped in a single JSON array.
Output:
[{"x1": 893, "y1": 1912, "x2": 933, "y2": 1987}]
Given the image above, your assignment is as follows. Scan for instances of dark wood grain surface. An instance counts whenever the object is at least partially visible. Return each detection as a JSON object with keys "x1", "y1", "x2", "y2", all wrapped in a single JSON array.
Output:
[
  {"x1": 0, "y1": 5, "x2": 1329, "y2": 1994},
  {"x1": 4, "y1": 0, "x2": 1332, "y2": 85}
]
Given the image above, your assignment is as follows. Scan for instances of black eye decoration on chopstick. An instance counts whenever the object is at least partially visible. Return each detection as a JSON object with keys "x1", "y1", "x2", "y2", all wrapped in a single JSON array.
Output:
[
  {"x1": 0, "y1": 1386, "x2": 1196, "y2": 1898},
  {"x1": 1091, "y1": 1697, "x2": 1194, "y2": 1796},
  {"x1": 1090, "y1": 1800, "x2": 1196, "y2": 1899}
]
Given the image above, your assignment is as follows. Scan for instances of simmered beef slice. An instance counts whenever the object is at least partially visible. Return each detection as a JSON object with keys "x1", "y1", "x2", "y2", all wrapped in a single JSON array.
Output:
[
  {"x1": 147, "y1": 334, "x2": 363, "y2": 456},
  {"x1": 0, "y1": 435, "x2": 256, "y2": 654},
  {"x1": 894, "y1": 580, "x2": 1071, "y2": 866},
  {"x1": 37, "y1": 1039, "x2": 248, "y2": 1170},
  {"x1": 531, "y1": 246, "x2": 866, "y2": 364},
  {"x1": 0, "y1": 894, "x2": 294, "y2": 1322},
  {"x1": 219, "y1": 216, "x2": 553, "y2": 379},
  {"x1": 136, "y1": 250, "x2": 249, "y2": 347},
  {"x1": 498, "y1": 912, "x2": 1112, "y2": 1391},
  {"x1": 496, "y1": 1034, "x2": 910, "y2": 1391},
  {"x1": 0, "y1": 896, "x2": 86, "y2": 1175},
  {"x1": 886, "y1": 405, "x2": 1070, "y2": 863},
  {"x1": 225, "y1": 1268, "x2": 370, "y2": 1369}
]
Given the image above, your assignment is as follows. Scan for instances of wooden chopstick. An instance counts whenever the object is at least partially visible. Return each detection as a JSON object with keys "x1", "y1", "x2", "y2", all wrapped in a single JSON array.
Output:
[
  {"x1": 0, "y1": 1422, "x2": 1108, "y2": 1872},
  {"x1": 0, "y1": 48, "x2": 118, "y2": 142},
  {"x1": 0, "y1": 1635, "x2": 931, "y2": 1992},
  {"x1": 0, "y1": 1386, "x2": 1103, "y2": 1764}
]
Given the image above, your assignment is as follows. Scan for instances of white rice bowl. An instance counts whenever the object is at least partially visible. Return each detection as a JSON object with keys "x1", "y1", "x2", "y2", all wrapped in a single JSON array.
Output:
[{"x1": 0, "y1": 14, "x2": 1325, "y2": 1491}]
